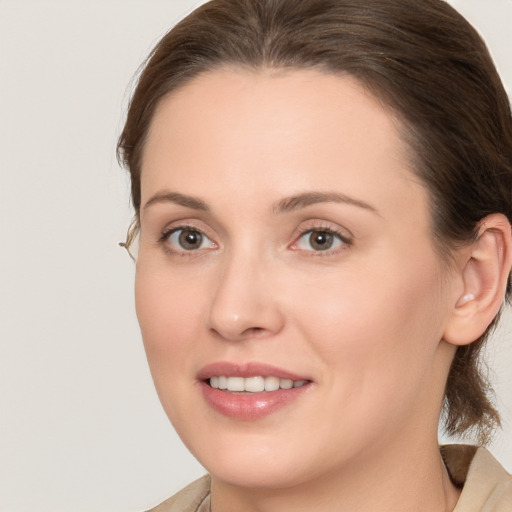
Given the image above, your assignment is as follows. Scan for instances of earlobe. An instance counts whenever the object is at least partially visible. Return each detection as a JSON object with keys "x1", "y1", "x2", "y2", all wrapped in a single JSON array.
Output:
[{"x1": 444, "y1": 214, "x2": 512, "y2": 346}]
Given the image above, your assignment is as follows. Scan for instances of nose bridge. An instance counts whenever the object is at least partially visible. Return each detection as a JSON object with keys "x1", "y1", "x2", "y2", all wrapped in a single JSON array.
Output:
[{"x1": 206, "y1": 240, "x2": 283, "y2": 341}]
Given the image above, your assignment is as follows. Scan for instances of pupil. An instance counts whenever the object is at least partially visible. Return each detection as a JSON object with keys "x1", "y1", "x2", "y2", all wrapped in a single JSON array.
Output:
[
  {"x1": 179, "y1": 230, "x2": 202, "y2": 250},
  {"x1": 310, "y1": 231, "x2": 333, "y2": 250}
]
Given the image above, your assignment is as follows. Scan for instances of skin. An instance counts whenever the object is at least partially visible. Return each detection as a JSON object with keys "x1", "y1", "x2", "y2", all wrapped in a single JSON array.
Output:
[{"x1": 136, "y1": 68, "x2": 465, "y2": 512}]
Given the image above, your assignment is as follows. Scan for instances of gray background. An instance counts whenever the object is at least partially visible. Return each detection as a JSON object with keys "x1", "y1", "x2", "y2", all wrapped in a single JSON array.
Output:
[{"x1": 0, "y1": 1, "x2": 511, "y2": 511}]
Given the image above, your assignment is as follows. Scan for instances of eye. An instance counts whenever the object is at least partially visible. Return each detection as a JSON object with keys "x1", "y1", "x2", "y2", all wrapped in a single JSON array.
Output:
[
  {"x1": 295, "y1": 229, "x2": 348, "y2": 252},
  {"x1": 165, "y1": 228, "x2": 215, "y2": 252}
]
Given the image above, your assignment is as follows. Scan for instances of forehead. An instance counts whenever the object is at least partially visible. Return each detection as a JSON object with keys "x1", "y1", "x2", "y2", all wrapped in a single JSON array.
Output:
[{"x1": 141, "y1": 68, "x2": 425, "y2": 221}]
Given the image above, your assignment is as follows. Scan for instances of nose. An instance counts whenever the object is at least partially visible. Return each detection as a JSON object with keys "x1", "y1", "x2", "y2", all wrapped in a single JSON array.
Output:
[{"x1": 206, "y1": 250, "x2": 285, "y2": 342}]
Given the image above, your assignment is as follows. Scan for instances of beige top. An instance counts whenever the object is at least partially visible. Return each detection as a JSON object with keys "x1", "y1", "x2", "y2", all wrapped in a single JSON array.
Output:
[{"x1": 146, "y1": 445, "x2": 512, "y2": 512}]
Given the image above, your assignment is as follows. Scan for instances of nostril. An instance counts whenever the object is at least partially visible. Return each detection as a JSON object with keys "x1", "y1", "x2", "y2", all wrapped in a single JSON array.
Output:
[{"x1": 241, "y1": 326, "x2": 268, "y2": 338}]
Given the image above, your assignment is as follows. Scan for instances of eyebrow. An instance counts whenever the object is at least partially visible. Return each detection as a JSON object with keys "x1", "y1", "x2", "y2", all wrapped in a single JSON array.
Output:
[
  {"x1": 142, "y1": 190, "x2": 379, "y2": 216},
  {"x1": 143, "y1": 191, "x2": 209, "y2": 212},
  {"x1": 273, "y1": 191, "x2": 379, "y2": 215}
]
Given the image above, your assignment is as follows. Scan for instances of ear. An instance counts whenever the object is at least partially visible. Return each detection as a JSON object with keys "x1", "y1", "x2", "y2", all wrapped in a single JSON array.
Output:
[{"x1": 443, "y1": 214, "x2": 512, "y2": 346}]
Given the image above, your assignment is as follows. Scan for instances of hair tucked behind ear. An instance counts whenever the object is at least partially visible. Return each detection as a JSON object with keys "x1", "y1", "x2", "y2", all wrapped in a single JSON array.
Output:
[{"x1": 117, "y1": 0, "x2": 512, "y2": 443}]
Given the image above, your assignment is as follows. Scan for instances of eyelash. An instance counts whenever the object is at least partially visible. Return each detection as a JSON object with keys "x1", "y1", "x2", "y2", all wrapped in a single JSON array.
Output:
[{"x1": 158, "y1": 223, "x2": 353, "y2": 256}]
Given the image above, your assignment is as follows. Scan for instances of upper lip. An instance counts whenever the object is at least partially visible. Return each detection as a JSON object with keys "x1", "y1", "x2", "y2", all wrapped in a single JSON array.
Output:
[{"x1": 197, "y1": 361, "x2": 310, "y2": 382}]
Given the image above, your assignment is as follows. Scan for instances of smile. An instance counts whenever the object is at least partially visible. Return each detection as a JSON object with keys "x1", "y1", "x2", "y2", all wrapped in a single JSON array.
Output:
[
  {"x1": 209, "y1": 376, "x2": 307, "y2": 392},
  {"x1": 198, "y1": 363, "x2": 312, "y2": 419}
]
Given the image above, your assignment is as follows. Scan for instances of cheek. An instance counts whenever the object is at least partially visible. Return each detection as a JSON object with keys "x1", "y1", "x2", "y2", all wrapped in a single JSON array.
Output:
[
  {"x1": 286, "y1": 258, "x2": 448, "y2": 446},
  {"x1": 288, "y1": 253, "x2": 447, "y2": 384},
  {"x1": 134, "y1": 264, "x2": 205, "y2": 375}
]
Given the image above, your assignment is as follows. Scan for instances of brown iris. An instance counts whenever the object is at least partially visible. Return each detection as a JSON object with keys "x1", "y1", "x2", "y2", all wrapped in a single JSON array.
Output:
[
  {"x1": 178, "y1": 229, "x2": 203, "y2": 250},
  {"x1": 308, "y1": 231, "x2": 334, "y2": 251}
]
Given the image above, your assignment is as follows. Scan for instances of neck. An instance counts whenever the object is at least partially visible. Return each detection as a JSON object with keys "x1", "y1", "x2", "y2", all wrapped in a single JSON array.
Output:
[{"x1": 210, "y1": 436, "x2": 461, "y2": 512}]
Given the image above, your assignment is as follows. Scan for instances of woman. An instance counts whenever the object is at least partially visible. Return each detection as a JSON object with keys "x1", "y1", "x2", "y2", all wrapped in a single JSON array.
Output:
[{"x1": 118, "y1": 0, "x2": 512, "y2": 510}]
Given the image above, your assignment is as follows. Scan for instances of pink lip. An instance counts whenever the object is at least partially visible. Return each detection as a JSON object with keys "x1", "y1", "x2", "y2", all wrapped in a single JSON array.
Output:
[
  {"x1": 197, "y1": 361, "x2": 309, "y2": 381},
  {"x1": 197, "y1": 362, "x2": 312, "y2": 420}
]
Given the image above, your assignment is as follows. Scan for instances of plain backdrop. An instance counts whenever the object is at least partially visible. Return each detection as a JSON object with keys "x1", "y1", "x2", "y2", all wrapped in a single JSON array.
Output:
[{"x1": 0, "y1": 1, "x2": 511, "y2": 511}]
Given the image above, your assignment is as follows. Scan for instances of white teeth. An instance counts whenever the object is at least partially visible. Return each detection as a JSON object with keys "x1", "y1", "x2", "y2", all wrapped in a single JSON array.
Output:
[
  {"x1": 209, "y1": 376, "x2": 308, "y2": 392},
  {"x1": 264, "y1": 376, "x2": 280, "y2": 391},
  {"x1": 218, "y1": 376, "x2": 228, "y2": 390},
  {"x1": 280, "y1": 379, "x2": 293, "y2": 390},
  {"x1": 245, "y1": 376, "x2": 265, "y2": 392},
  {"x1": 226, "y1": 376, "x2": 245, "y2": 392}
]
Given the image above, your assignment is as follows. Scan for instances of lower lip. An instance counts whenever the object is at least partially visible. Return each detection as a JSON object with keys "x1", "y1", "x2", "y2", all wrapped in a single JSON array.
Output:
[{"x1": 200, "y1": 381, "x2": 310, "y2": 420}]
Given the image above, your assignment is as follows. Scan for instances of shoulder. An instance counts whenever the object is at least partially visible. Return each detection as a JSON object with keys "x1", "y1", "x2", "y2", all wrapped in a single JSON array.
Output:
[
  {"x1": 442, "y1": 444, "x2": 512, "y2": 512},
  {"x1": 145, "y1": 475, "x2": 211, "y2": 512}
]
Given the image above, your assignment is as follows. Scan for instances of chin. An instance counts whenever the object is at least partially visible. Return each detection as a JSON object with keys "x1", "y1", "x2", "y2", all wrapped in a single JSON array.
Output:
[
  {"x1": 180, "y1": 426, "x2": 334, "y2": 491},
  {"x1": 206, "y1": 458, "x2": 309, "y2": 490}
]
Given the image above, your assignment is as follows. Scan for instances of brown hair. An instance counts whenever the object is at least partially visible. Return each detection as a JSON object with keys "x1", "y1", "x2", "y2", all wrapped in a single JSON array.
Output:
[{"x1": 117, "y1": 0, "x2": 512, "y2": 443}]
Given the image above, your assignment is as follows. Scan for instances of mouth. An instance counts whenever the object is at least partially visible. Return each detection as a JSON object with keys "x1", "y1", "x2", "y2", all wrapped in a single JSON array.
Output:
[{"x1": 198, "y1": 362, "x2": 312, "y2": 419}]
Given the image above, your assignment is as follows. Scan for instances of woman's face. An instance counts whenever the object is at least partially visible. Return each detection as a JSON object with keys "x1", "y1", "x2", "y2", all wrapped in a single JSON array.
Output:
[{"x1": 136, "y1": 69, "x2": 459, "y2": 488}]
